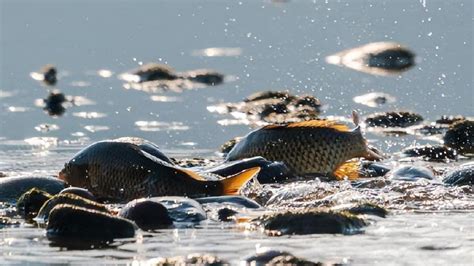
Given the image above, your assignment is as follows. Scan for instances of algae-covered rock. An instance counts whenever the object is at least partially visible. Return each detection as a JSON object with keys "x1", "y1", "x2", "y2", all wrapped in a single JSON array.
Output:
[
  {"x1": 16, "y1": 188, "x2": 53, "y2": 221},
  {"x1": 442, "y1": 164, "x2": 474, "y2": 186},
  {"x1": 253, "y1": 209, "x2": 367, "y2": 236},
  {"x1": 365, "y1": 111, "x2": 423, "y2": 128},
  {"x1": 36, "y1": 193, "x2": 109, "y2": 224},
  {"x1": 147, "y1": 253, "x2": 228, "y2": 266},
  {"x1": 443, "y1": 120, "x2": 474, "y2": 155},
  {"x1": 119, "y1": 198, "x2": 173, "y2": 230}
]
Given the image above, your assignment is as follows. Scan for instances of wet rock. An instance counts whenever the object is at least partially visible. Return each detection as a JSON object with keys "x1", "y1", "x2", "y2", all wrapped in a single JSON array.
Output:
[
  {"x1": 208, "y1": 91, "x2": 322, "y2": 124},
  {"x1": 16, "y1": 188, "x2": 53, "y2": 221},
  {"x1": 402, "y1": 145, "x2": 457, "y2": 161},
  {"x1": 412, "y1": 124, "x2": 448, "y2": 136},
  {"x1": 0, "y1": 217, "x2": 21, "y2": 229},
  {"x1": 151, "y1": 197, "x2": 207, "y2": 223},
  {"x1": 443, "y1": 120, "x2": 474, "y2": 155},
  {"x1": 253, "y1": 210, "x2": 367, "y2": 236},
  {"x1": 244, "y1": 249, "x2": 322, "y2": 265},
  {"x1": 43, "y1": 91, "x2": 68, "y2": 116},
  {"x1": 30, "y1": 64, "x2": 57, "y2": 86},
  {"x1": 46, "y1": 204, "x2": 136, "y2": 247},
  {"x1": 0, "y1": 172, "x2": 7, "y2": 178},
  {"x1": 148, "y1": 253, "x2": 228, "y2": 266},
  {"x1": 36, "y1": 193, "x2": 109, "y2": 223},
  {"x1": 442, "y1": 164, "x2": 474, "y2": 186},
  {"x1": 0, "y1": 176, "x2": 66, "y2": 202},
  {"x1": 184, "y1": 69, "x2": 224, "y2": 85},
  {"x1": 365, "y1": 111, "x2": 423, "y2": 128},
  {"x1": 340, "y1": 203, "x2": 388, "y2": 218},
  {"x1": 359, "y1": 161, "x2": 391, "y2": 177},
  {"x1": 390, "y1": 165, "x2": 434, "y2": 181},
  {"x1": 119, "y1": 63, "x2": 178, "y2": 83},
  {"x1": 217, "y1": 207, "x2": 238, "y2": 222},
  {"x1": 205, "y1": 156, "x2": 296, "y2": 184},
  {"x1": 171, "y1": 157, "x2": 218, "y2": 168},
  {"x1": 118, "y1": 198, "x2": 173, "y2": 230},
  {"x1": 59, "y1": 187, "x2": 96, "y2": 201},
  {"x1": 326, "y1": 42, "x2": 415, "y2": 76},
  {"x1": 220, "y1": 137, "x2": 241, "y2": 154},
  {"x1": 435, "y1": 115, "x2": 466, "y2": 125},
  {"x1": 196, "y1": 196, "x2": 262, "y2": 209},
  {"x1": 353, "y1": 92, "x2": 396, "y2": 108}
]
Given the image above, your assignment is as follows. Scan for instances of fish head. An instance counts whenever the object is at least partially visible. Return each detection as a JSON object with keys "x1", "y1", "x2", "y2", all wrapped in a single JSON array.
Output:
[{"x1": 59, "y1": 159, "x2": 89, "y2": 188}]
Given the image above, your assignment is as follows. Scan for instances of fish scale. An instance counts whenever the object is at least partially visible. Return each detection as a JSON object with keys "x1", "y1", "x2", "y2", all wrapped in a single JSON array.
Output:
[{"x1": 226, "y1": 120, "x2": 373, "y2": 178}]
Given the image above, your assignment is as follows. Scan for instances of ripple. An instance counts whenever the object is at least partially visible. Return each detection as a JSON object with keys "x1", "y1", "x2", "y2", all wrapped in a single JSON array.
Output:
[
  {"x1": 150, "y1": 95, "x2": 182, "y2": 102},
  {"x1": 97, "y1": 69, "x2": 114, "y2": 78},
  {"x1": 24, "y1": 137, "x2": 58, "y2": 148},
  {"x1": 7, "y1": 106, "x2": 30, "y2": 113},
  {"x1": 0, "y1": 91, "x2": 15, "y2": 99},
  {"x1": 84, "y1": 125, "x2": 110, "y2": 132},
  {"x1": 70, "y1": 81, "x2": 91, "y2": 87},
  {"x1": 135, "y1": 121, "x2": 190, "y2": 132},
  {"x1": 191, "y1": 47, "x2": 242, "y2": 57},
  {"x1": 73, "y1": 112, "x2": 107, "y2": 119}
]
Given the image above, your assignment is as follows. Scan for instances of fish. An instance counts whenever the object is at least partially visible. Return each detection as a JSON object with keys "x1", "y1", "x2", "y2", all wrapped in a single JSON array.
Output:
[
  {"x1": 326, "y1": 42, "x2": 415, "y2": 76},
  {"x1": 59, "y1": 139, "x2": 260, "y2": 201},
  {"x1": 226, "y1": 111, "x2": 383, "y2": 180}
]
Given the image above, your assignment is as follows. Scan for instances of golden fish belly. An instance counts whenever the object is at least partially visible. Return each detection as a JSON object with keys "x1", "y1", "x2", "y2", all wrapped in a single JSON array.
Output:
[{"x1": 227, "y1": 127, "x2": 364, "y2": 176}]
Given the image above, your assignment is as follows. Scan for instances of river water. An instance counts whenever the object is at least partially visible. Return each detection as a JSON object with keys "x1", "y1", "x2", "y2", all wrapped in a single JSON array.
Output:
[{"x1": 0, "y1": 0, "x2": 473, "y2": 265}]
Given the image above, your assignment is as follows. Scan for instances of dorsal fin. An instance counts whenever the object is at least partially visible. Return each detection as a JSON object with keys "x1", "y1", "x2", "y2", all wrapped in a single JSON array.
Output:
[{"x1": 263, "y1": 119, "x2": 350, "y2": 132}]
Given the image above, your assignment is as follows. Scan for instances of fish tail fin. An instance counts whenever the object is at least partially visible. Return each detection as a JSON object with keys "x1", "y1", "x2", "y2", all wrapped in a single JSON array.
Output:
[
  {"x1": 333, "y1": 160, "x2": 360, "y2": 180},
  {"x1": 220, "y1": 167, "x2": 261, "y2": 195}
]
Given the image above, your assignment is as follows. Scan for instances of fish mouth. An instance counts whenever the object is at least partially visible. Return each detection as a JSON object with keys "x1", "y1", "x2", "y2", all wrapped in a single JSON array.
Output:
[
  {"x1": 364, "y1": 146, "x2": 386, "y2": 161},
  {"x1": 58, "y1": 170, "x2": 67, "y2": 181}
]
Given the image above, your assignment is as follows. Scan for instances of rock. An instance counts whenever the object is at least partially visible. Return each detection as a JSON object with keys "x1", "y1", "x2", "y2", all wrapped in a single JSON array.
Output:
[
  {"x1": 119, "y1": 199, "x2": 173, "y2": 230},
  {"x1": 253, "y1": 210, "x2": 367, "y2": 236},
  {"x1": 220, "y1": 137, "x2": 241, "y2": 154},
  {"x1": 359, "y1": 161, "x2": 391, "y2": 177},
  {"x1": 435, "y1": 115, "x2": 466, "y2": 125},
  {"x1": 443, "y1": 120, "x2": 474, "y2": 155},
  {"x1": 59, "y1": 187, "x2": 96, "y2": 201},
  {"x1": 184, "y1": 69, "x2": 224, "y2": 85},
  {"x1": 326, "y1": 42, "x2": 415, "y2": 76},
  {"x1": 119, "y1": 63, "x2": 178, "y2": 83},
  {"x1": 36, "y1": 193, "x2": 109, "y2": 224},
  {"x1": 244, "y1": 249, "x2": 321, "y2": 265},
  {"x1": 390, "y1": 165, "x2": 434, "y2": 181},
  {"x1": 402, "y1": 145, "x2": 457, "y2": 161},
  {"x1": 0, "y1": 217, "x2": 21, "y2": 229},
  {"x1": 365, "y1": 111, "x2": 423, "y2": 128},
  {"x1": 147, "y1": 253, "x2": 228, "y2": 266},
  {"x1": 46, "y1": 204, "x2": 136, "y2": 247},
  {"x1": 442, "y1": 163, "x2": 474, "y2": 186},
  {"x1": 150, "y1": 197, "x2": 207, "y2": 223},
  {"x1": 30, "y1": 64, "x2": 57, "y2": 86},
  {"x1": 217, "y1": 207, "x2": 238, "y2": 222},
  {"x1": 16, "y1": 188, "x2": 53, "y2": 221},
  {"x1": 335, "y1": 203, "x2": 388, "y2": 218},
  {"x1": 0, "y1": 176, "x2": 66, "y2": 202},
  {"x1": 43, "y1": 91, "x2": 68, "y2": 116},
  {"x1": 195, "y1": 196, "x2": 262, "y2": 209}
]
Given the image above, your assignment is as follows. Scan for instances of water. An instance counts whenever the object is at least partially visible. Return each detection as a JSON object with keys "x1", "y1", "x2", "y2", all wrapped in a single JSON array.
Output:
[{"x1": 0, "y1": 0, "x2": 473, "y2": 264}]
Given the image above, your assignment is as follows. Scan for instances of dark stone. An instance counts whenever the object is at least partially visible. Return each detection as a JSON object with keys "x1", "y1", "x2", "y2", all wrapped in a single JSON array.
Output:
[
  {"x1": 185, "y1": 70, "x2": 224, "y2": 85},
  {"x1": 344, "y1": 203, "x2": 388, "y2": 218},
  {"x1": 365, "y1": 111, "x2": 423, "y2": 128},
  {"x1": 0, "y1": 176, "x2": 66, "y2": 202},
  {"x1": 244, "y1": 91, "x2": 292, "y2": 102},
  {"x1": 254, "y1": 210, "x2": 367, "y2": 236},
  {"x1": 443, "y1": 120, "x2": 474, "y2": 155},
  {"x1": 46, "y1": 204, "x2": 136, "y2": 247},
  {"x1": 435, "y1": 115, "x2": 466, "y2": 125},
  {"x1": 359, "y1": 161, "x2": 391, "y2": 177},
  {"x1": 39, "y1": 64, "x2": 57, "y2": 86},
  {"x1": 119, "y1": 199, "x2": 173, "y2": 230},
  {"x1": 217, "y1": 207, "x2": 238, "y2": 222},
  {"x1": 59, "y1": 187, "x2": 96, "y2": 201},
  {"x1": 151, "y1": 197, "x2": 207, "y2": 223},
  {"x1": 196, "y1": 196, "x2": 262, "y2": 209},
  {"x1": 402, "y1": 145, "x2": 457, "y2": 161},
  {"x1": 367, "y1": 48, "x2": 415, "y2": 70},
  {"x1": 390, "y1": 165, "x2": 434, "y2": 181},
  {"x1": 16, "y1": 188, "x2": 53, "y2": 221},
  {"x1": 220, "y1": 137, "x2": 240, "y2": 154},
  {"x1": 442, "y1": 164, "x2": 474, "y2": 186}
]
